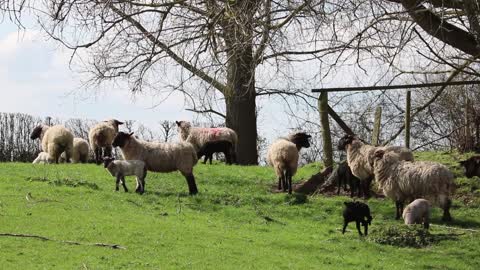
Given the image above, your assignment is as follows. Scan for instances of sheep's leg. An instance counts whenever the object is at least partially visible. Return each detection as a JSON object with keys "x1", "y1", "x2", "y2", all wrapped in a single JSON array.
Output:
[
  {"x1": 363, "y1": 176, "x2": 373, "y2": 199},
  {"x1": 277, "y1": 177, "x2": 282, "y2": 191},
  {"x1": 441, "y1": 199, "x2": 453, "y2": 222},
  {"x1": 209, "y1": 154, "x2": 213, "y2": 165},
  {"x1": 342, "y1": 222, "x2": 348, "y2": 234},
  {"x1": 363, "y1": 222, "x2": 368, "y2": 236},
  {"x1": 115, "y1": 175, "x2": 121, "y2": 191},
  {"x1": 105, "y1": 145, "x2": 113, "y2": 159},
  {"x1": 281, "y1": 171, "x2": 287, "y2": 192},
  {"x1": 225, "y1": 151, "x2": 232, "y2": 165},
  {"x1": 182, "y1": 172, "x2": 198, "y2": 195},
  {"x1": 135, "y1": 177, "x2": 145, "y2": 194},
  {"x1": 121, "y1": 176, "x2": 128, "y2": 192},
  {"x1": 203, "y1": 155, "x2": 208, "y2": 164},
  {"x1": 287, "y1": 170, "x2": 293, "y2": 194},
  {"x1": 355, "y1": 221, "x2": 363, "y2": 236},
  {"x1": 94, "y1": 147, "x2": 101, "y2": 165},
  {"x1": 395, "y1": 201, "x2": 403, "y2": 220}
]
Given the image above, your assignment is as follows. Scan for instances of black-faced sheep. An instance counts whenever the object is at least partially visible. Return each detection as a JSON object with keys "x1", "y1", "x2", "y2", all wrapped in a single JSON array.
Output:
[
  {"x1": 267, "y1": 132, "x2": 311, "y2": 194},
  {"x1": 30, "y1": 124, "x2": 74, "y2": 164},
  {"x1": 89, "y1": 119, "x2": 123, "y2": 165},
  {"x1": 342, "y1": 201, "x2": 373, "y2": 236},
  {"x1": 459, "y1": 156, "x2": 480, "y2": 178},
  {"x1": 373, "y1": 149, "x2": 454, "y2": 221},
  {"x1": 337, "y1": 134, "x2": 414, "y2": 198},
  {"x1": 112, "y1": 132, "x2": 199, "y2": 195},
  {"x1": 402, "y1": 198, "x2": 431, "y2": 229},
  {"x1": 175, "y1": 121, "x2": 238, "y2": 162},
  {"x1": 103, "y1": 157, "x2": 147, "y2": 194},
  {"x1": 197, "y1": 140, "x2": 233, "y2": 165}
]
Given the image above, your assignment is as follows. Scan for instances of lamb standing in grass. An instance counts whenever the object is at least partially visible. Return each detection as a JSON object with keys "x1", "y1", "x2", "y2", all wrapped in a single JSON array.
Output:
[
  {"x1": 89, "y1": 119, "x2": 123, "y2": 164},
  {"x1": 197, "y1": 140, "x2": 233, "y2": 165},
  {"x1": 32, "y1": 152, "x2": 49, "y2": 164},
  {"x1": 176, "y1": 121, "x2": 238, "y2": 163},
  {"x1": 267, "y1": 132, "x2": 311, "y2": 194},
  {"x1": 337, "y1": 134, "x2": 414, "y2": 198},
  {"x1": 30, "y1": 124, "x2": 74, "y2": 164},
  {"x1": 402, "y1": 199, "x2": 431, "y2": 229},
  {"x1": 342, "y1": 201, "x2": 373, "y2": 236},
  {"x1": 112, "y1": 132, "x2": 199, "y2": 195},
  {"x1": 103, "y1": 157, "x2": 147, "y2": 194},
  {"x1": 60, "y1": 138, "x2": 90, "y2": 163},
  {"x1": 373, "y1": 149, "x2": 454, "y2": 221}
]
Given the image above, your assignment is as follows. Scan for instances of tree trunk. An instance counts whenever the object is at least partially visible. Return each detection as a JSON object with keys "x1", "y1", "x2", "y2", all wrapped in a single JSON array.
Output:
[{"x1": 319, "y1": 91, "x2": 333, "y2": 168}]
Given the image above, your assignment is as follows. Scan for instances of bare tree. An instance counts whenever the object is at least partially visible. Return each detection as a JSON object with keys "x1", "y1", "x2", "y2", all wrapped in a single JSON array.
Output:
[{"x1": 159, "y1": 121, "x2": 176, "y2": 143}]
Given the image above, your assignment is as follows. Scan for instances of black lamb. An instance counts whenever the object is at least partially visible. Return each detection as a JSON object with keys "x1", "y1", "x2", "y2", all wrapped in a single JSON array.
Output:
[
  {"x1": 197, "y1": 140, "x2": 234, "y2": 165},
  {"x1": 342, "y1": 201, "x2": 372, "y2": 236}
]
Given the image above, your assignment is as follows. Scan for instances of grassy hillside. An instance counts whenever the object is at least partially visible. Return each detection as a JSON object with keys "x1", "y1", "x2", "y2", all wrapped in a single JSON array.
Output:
[{"x1": 0, "y1": 152, "x2": 479, "y2": 269}]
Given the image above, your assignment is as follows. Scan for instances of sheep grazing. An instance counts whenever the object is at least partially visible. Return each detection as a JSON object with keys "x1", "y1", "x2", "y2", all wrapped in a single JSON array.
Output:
[
  {"x1": 337, "y1": 134, "x2": 414, "y2": 198},
  {"x1": 103, "y1": 157, "x2": 147, "y2": 194},
  {"x1": 32, "y1": 152, "x2": 49, "y2": 164},
  {"x1": 373, "y1": 149, "x2": 454, "y2": 221},
  {"x1": 327, "y1": 160, "x2": 362, "y2": 197},
  {"x1": 30, "y1": 124, "x2": 74, "y2": 164},
  {"x1": 88, "y1": 119, "x2": 124, "y2": 165},
  {"x1": 112, "y1": 132, "x2": 199, "y2": 195},
  {"x1": 197, "y1": 140, "x2": 233, "y2": 165},
  {"x1": 59, "y1": 138, "x2": 90, "y2": 163},
  {"x1": 459, "y1": 156, "x2": 480, "y2": 178},
  {"x1": 267, "y1": 132, "x2": 311, "y2": 194},
  {"x1": 342, "y1": 201, "x2": 372, "y2": 236},
  {"x1": 175, "y1": 121, "x2": 238, "y2": 163},
  {"x1": 402, "y1": 199, "x2": 431, "y2": 229}
]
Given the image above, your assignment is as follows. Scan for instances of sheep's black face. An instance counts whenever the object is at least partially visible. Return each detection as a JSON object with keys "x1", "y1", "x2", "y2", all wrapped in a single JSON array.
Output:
[
  {"x1": 112, "y1": 132, "x2": 133, "y2": 148},
  {"x1": 460, "y1": 157, "x2": 480, "y2": 178},
  {"x1": 30, "y1": 126, "x2": 43, "y2": 140},
  {"x1": 290, "y1": 132, "x2": 312, "y2": 149},
  {"x1": 338, "y1": 134, "x2": 355, "y2": 151},
  {"x1": 103, "y1": 157, "x2": 115, "y2": 168},
  {"x1": 113, "y1": 119, "x2": 124, "y2": 126}
]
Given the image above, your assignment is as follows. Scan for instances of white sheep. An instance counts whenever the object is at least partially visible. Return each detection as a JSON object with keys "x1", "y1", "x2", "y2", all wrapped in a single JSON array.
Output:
[
  {"x1": 88, "y1": 119, "x2": 123, "y2": 164},
  {"x1": 30, "y1": 124, "x2": 74, "y2": 164},
  {"x1": 337, "y1": 134, "x2": 414, "y2": 198},
  {"x1": 32, "y1": 152, "x2": 49, "y2": 164},
  {"x1": 175, "y1": 121, "x2": 238, "y2": 162},
  {"x1": 373, "y1": 149, "x2": 454, "y2": 221},
  {"x1": 103, "y1": 157, "x2": 147, "y2": 194},
  {"x1": 112, "y1": 132, "x2": 199, "y2": 195},
  {"x1": 267, "y1": 132, "x2": 311, "y2": 194},
  {"x1": 59, "y1": 138, "x2": 90, "y2": 163},
  {"x1": 402, "y1": 198, "x2": 431, "y2": 229}
]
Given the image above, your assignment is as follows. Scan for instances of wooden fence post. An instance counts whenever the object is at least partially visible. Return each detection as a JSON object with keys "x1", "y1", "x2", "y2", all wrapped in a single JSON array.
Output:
[
  {"x1": 405, "y1": 91, "x2": 411, "y2": 148},
  {"x1": 319, "y1": 91, "x2": 333, "y2": 168},
  {"x1": 372, "y1": 107, "x2": 382, "y2": 146}
]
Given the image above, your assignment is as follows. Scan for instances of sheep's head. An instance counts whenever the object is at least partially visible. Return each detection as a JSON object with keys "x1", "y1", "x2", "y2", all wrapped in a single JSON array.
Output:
[
  {"x1": 337, "y1": 134, "x2": 357, "y2": 151},
  {"x1": 459, "y1": 156, "x2": 480, "y2": 178},
  {"x1": 176, "y1": 121, "x2": 192, "y2": 139},
  {"x1": 105, "y1": 119, "x2": 124, "y2": 132},
  {"x1": 112, "y1": 132, "x2": 134, "y2": 148},
  {"x1": 288, "y1": 132, "x2": 311, "y2": 150},
  {"x1": 30, "y1": 125, "x2": 46, "y2": 140},
  {"x1": 103, "y1": 156, "x2": 115, "y2": 168}
]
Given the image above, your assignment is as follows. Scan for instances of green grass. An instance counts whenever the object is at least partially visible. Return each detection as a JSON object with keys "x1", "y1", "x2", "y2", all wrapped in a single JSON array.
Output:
[{"x1": 1, "y1": 152, "x2": 480, "y2": 269}]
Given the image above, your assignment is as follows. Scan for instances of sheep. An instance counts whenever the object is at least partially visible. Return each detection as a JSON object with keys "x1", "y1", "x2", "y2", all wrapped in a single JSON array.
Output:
[
  {"x1": 103, "y1": 157, "x2": 147, "y2": 194},
  {"x1": 337, "y1": 134, "x2": 414, "y2": 198},
  {"x1": 342, "y1": 201, "x2": 373, "y2": 236},
  {"x1": 59, "y1": 138, "x2": 90, "y2": 163},
  {"x1": 112, "y1": 132, "x2": 199, "y2": 195},
  {"x1": 327, "y1": 160, "x2": 362, "y2": 197},
  {"x1": 402, "y1": 199, "x2": 431, "y2": 229},
  {"x1": 88, "y1": 119, "x2": 124, "y2": 165},
  {"x1": 267, "y1": 132, "x2": 311, "y2": 194},
  {"x1": 175, "y1": 121, "x2": 238, "y2": 163},
  {"x1": 30, "y1": 124, "x2": 74, "y2": 164},
  {"x1": 459, "y1": 156, "x2": 480, "y2": 178},
  {"x1": 32, "y1": 152, "x2": 49, "y2": 164},
  {"x1": 372, "y1": 149, "x2": 454, "y2": 221},
  {"x1": 197, "y1": 140, "x2": 233, "y2": 165}
]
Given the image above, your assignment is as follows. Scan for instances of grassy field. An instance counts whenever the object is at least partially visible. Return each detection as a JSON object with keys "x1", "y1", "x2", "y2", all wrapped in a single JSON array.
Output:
[{"x1": 1, "y1": 151, "x2": 480, "y2": 269}]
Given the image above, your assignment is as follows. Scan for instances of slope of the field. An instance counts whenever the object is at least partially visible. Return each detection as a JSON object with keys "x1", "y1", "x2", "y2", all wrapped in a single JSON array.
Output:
[{"x1": 0, "y1": 151, "x2": 479, "y2": 269}]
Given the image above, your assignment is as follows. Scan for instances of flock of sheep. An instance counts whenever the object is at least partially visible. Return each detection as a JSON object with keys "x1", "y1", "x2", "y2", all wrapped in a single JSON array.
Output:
[{"x1": 27, "y1": 119, "x2": 480, "y2": 235}]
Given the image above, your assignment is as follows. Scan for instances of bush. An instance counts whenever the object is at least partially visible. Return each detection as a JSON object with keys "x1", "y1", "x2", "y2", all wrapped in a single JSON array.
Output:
[{"x1": 369, "y1": 225, "x2": 435, "y2": 248}]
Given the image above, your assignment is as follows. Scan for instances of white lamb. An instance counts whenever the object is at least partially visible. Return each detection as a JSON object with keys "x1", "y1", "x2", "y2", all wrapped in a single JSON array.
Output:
[
  {"x1": 373, "y1": 149, "x2": 454, "y2": 221},
  {"x1": 103, "y1": 157, "x2": 147, "y2": 194},
  {"x1": 337, "y1": 134, "x2": 414, "y2": 198},
  {"x1": 59, "y1": 138, "x2": 90, "y2": 163},
  {"x1": 402, "y1": 198, "x2": 431, "y2": 229},
  {"x1": 30, "y1": 124, "x2": 74, "y2": 164},
  {"x1": 267, "y1": 132, "x2": 311, "y2": 194},
  {"x1": 175, "y1": 121, "x2": 238, "y2": 162},
  {"x1": 112, "y1": 132, "x2": 199, "y2": 195},
  {"x1": 32, "y1": 152, "x2": 49, "y2": 164},
  {"x1": 88, "y1": 119, "x2": 123, "y2": 164}
]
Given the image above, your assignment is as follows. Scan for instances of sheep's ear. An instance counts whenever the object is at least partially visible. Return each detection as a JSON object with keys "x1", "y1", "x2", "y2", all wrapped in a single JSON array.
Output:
[
  {"x1": 175, "y1": 121, "x2": 181, "y2": 126},
  {"x1": 116, "y1": 120, "x2": 124, "y2": 125},
  {"x1": 129, "y1": 132, "x2": 134, "y2": 136}
]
